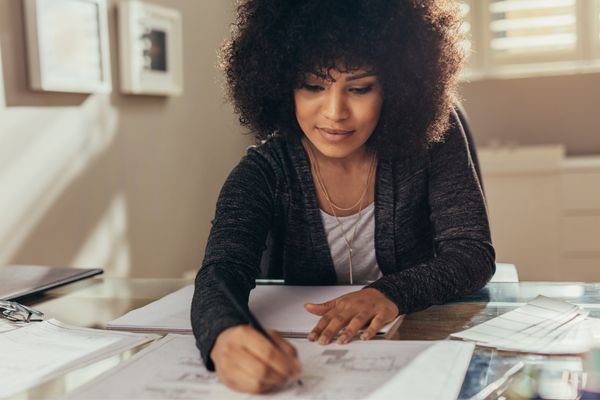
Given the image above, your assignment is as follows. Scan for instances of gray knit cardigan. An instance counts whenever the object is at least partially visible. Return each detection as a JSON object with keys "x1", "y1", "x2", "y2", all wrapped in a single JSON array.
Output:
[{"x1": 191, "y1": 110, "x2": 495, "y2": 369}]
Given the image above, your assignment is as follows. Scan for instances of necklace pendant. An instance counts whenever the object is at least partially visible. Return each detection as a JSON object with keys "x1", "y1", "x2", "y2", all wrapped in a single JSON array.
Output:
[{"x1": 349, "y1": 248, "x2": 353, "y2": 255}]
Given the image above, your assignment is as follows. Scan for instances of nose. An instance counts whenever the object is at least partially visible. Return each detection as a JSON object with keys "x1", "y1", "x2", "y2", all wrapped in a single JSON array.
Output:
[{"x1": 321, "y1": 89, "x2": 349, "y2": 122}]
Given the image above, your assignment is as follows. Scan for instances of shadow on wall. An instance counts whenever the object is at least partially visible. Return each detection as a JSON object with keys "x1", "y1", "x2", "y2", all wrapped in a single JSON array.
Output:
[
  {"x1": 0, "y1": 1, "x2": 131, "y2": 277},
  {"x1": 0, "y1": 89, "x2": 130, "y2": 276}
]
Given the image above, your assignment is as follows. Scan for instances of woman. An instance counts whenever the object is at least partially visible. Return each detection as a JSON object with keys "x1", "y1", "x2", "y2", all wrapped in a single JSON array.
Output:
[{"x1": 192, "y1": 0, "x2": 495, "y2": 394}]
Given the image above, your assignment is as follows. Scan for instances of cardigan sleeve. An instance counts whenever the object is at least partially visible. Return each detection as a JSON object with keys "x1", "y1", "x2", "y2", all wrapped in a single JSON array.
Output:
[
  {"x1": 368, "y1": 110, "x2": 496, "y2": 314},
  {"x1": 191, "y1": 147, "x2": 276, "y2": 370}
]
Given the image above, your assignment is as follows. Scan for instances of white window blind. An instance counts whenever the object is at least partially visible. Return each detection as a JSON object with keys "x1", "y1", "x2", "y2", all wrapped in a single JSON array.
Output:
[
  {"x1": 488, "y1": 0, "x2": 577, "y2": 62},
  {"x1": 459, "y1": 1, "x2": 473, "y2": 58},
  {"x1": 461, "y1": 0, "x2": 600, "y2": 79}
]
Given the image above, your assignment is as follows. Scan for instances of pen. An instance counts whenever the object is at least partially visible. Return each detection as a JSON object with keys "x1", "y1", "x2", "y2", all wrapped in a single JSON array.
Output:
[{"x1": 218, "y1": 280, "x2": 303, "y2": 386}]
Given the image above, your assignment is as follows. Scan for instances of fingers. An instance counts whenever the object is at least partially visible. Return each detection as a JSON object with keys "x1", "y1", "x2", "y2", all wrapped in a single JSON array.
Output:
[
  {"x1": 219, "y1": 347, "x2": 286, "y2": 393},
  {"x1": 306, "y1": 289, "x2": 400, "y2": 345},
  {"x1": 305, "y1": 298, "x2": 341, "y2": 342},
  {"x1": 304, "y1": 300, "x2": 336, "y2": 316},
  {"x1": 246, "y1": 328, "x2": 301, "y2": 379},
  {"x1": 309, "y1": 310, "x2": 353, "y2": 344},
  {"x1": 268, "y1": 329, "x2": 299, "y2": 358},
  {"x1": 337, "y1": 312, "x2": 371, "y2": 344},
  {"x1": 360, "y1": 314, "x2": 386, "y2": 341},
  {"x1": 211, "y1": 325, "x2": 301, "y2": 394}
]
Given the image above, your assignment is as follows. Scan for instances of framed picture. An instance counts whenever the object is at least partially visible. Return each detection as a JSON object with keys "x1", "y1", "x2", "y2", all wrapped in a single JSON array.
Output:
[
  {"x1": 0, "y1": 44, "x2": 6, "y2": 108},
  {"x1": 118, "y1": 1, "x2": 183, "y2": 96},
  {"x1": 24, "y1": 0, "x2": 112, "y2": 93}
]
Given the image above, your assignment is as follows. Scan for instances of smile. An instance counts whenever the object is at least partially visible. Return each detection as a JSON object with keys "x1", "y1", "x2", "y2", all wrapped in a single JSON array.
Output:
[
  {"x1": 317, "y1": 127, "x2": 355, "y2": 143},
  {"x1": 318, "y1": 127, "x2": 354, "y2": 135}
]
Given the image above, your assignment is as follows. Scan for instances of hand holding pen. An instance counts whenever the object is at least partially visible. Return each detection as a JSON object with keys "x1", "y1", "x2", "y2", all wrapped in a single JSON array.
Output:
[{"x1": 210, "y1": 281, "x2": 303, "y2": 394}]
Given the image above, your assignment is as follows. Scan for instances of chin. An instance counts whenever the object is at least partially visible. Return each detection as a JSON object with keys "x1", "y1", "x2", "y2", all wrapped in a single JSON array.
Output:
[{"x1": 314, "y1": 143, "x2": 359, "y2": 159}]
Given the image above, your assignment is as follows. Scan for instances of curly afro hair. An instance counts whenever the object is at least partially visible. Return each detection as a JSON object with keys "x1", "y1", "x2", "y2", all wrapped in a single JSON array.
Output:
[{"x1": 220, "y1": 0, "x2": 465, "y2": 160}]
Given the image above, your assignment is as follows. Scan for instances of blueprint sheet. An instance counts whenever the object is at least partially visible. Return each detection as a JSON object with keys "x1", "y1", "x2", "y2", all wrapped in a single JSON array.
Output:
[{"x1": 68, "y1": 334, "x2": 474, "y2": 400}]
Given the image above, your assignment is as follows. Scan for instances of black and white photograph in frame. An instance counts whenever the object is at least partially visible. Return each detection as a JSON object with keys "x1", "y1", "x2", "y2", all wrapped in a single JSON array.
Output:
[{"x1": 118, "y1": 1, "x2": 183, "y2": 96}]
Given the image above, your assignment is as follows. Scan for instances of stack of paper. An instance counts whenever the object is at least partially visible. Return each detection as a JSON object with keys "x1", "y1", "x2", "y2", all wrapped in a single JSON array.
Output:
[
  {"x1": 0, "y1": 319, "x2": 158, "y2": 399},
  {"x1": 451, "y1": 295, "x2": 600, "y2": 354},
  {"x1": 107, "y1": 285, "x2": 399, "y2": 336},
  {"x1": 67, "y1": 334, "x2": 474, "y2": 400}
]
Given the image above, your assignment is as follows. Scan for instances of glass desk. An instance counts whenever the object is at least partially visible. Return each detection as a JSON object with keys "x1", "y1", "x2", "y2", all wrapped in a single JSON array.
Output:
[{"x1": 12, "y1": 279, "x2": 600, "y2": 399}]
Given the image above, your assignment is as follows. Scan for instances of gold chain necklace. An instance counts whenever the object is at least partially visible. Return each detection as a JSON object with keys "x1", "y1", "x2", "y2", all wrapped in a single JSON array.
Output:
[
  {"x1": 313, "y1": 156, "x2": 370, "y2": 212},
  {"x1": 305, "y1": 142, "x2": 377, "y2": 284}
]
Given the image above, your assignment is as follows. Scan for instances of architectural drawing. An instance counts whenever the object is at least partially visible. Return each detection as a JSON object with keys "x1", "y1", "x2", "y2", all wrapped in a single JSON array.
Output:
[{"x1": 68, "y1": 334, "x2": 473, "y2": 400}]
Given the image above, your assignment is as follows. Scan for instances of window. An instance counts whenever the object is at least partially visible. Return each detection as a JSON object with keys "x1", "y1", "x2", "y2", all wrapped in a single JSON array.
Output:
[{"x1": 461, "y1": 0, "x2": 600, "y2": 79}]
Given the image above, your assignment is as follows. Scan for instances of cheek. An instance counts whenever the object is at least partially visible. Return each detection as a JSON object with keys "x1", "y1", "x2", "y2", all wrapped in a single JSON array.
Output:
[
  {"x1": 293, "y1": 93, "x2": 307, "y2": 120},
  {"x1": 358, "y1": 100, "x2": 383, "y2": 128},
  {"x1": 294, "y1": 97, "x2": 317, "y2": 126}
]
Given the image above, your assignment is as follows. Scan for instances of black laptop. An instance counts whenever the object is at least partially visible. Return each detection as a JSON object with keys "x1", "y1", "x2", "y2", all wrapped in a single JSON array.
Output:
[{"x1": 0, "y1": 265, "x2": 103, "y2": 300}]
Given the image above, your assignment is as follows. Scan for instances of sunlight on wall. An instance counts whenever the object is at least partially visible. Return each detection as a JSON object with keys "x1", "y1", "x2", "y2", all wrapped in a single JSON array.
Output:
[
  {"x1": 0, "y1": 54, "x2": 119, "y2": 266},
  {"x1": 70, "y1": 193, "x2": 131, "y2": 277}
]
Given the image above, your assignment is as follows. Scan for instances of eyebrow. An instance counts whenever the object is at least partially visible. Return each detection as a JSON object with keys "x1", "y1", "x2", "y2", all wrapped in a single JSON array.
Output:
[
  {"x1": 308, "y1": 71, "x2": 377, "y2": 82},
  {"x1": 345, "y1": 71, "x2": 376, "y2": 81}
]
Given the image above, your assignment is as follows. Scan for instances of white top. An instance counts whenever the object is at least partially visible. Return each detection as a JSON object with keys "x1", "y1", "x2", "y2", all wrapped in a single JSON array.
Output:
[{"x1": 320, "y1": 202, "x2": 382, "y2": 284}]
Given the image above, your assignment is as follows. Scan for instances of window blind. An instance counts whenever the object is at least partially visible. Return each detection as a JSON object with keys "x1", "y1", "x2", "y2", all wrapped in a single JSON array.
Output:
[
  {"x1": 459, "y1": 2, "x2": 472, "y2": 52},
  {"x1": 488, "y1": 0, "x2": 577, "y2": 58}
]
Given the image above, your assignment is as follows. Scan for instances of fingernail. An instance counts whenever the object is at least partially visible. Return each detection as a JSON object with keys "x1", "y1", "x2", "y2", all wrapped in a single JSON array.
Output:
[
  {"x1": 319, "y1": 336, "x2": 329, "y2": 345},
  {"x1": 308, "y1": 333, "x2": 316, "y2": 341},
  {"x1": 360, "y1": 333, "x2": 367, "y2": 340},
  {"x1": 337, "y1": 335, "x2": 347, "y2": 344}
]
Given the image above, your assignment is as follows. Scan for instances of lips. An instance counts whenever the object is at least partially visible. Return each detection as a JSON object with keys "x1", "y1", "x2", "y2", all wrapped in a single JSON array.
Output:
[
  {"x1": 317, "y1": 127, "x2": 355, "y2": 143},
  {"x1": 318, "y1": 127, "x2": 354, "y2": 135}
]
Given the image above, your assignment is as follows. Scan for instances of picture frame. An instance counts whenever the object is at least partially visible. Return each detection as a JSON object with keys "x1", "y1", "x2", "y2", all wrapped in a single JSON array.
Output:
[
  {"x1": 0, "y1": 44, "x2": 6, "y2": 108},
  {"x1": 118, "y1": 1, "x2": 183, "y2": 96},
  {"x1": 24, "y1": 0, "x2": 112, "y2": 93}
]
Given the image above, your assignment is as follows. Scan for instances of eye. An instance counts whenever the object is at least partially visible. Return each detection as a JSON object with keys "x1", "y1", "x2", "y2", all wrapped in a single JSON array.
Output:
[
  {"x1": 349, "y1": 85, "x2": 373, "y2": 95},
  {"x1": 301, "y1": 83, "x2": 325, "y2": 92}
]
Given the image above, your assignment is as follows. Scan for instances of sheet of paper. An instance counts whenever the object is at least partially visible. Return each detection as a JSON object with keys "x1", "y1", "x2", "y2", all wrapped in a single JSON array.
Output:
[
  {"x1": 0, "y1": 319, "x2": 158, "y2": 399},
  {"x1": 451, "y1": 295, "x2": 598, "y2": 354},
  {"x1": 107, "y1": 284, "x2": 398, "y2": 336},
  {"x1": 67, "y1": 334, "x2": 474, "y2": 400}
]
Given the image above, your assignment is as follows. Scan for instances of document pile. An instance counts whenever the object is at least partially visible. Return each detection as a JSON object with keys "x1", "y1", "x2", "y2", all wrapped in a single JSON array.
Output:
[
  {"x1": 0, "y1": 318, "x2": 157, "y2": 399},
  {"x1": 451, "y1": 295, "x2": 600, "y2": 354},
  {"x1": 67, "y1": 334, "x2": 474, "y2": 400}
]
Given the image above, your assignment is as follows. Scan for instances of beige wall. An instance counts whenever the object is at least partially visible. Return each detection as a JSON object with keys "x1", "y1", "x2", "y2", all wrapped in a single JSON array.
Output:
[
  {"x1": 460, "y1": 73, "x2": 600, "y2": 281},
  {"x1": 0, "y1": 0, "x2": 250, "y2": 278},
  {"x1": 2, "y1": 0, "x2": 598, "y2": 280},
  {"x1": 460, "y1": 72, "x2": 600, "y2": 156}
]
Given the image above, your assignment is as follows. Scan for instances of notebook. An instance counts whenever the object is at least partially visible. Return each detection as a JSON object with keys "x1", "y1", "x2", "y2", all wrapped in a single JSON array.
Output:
[
  {"x1": 0, "y1": 265, "x2": 103, "y2": 300},
  {"x1": 107, "y1": 284, "x2": 400, "y2": 336}
]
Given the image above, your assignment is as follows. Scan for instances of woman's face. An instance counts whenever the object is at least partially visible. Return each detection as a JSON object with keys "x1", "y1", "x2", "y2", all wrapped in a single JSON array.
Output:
[{"x1": 293, "y1": 69, "x2": 383, "y2": 160}]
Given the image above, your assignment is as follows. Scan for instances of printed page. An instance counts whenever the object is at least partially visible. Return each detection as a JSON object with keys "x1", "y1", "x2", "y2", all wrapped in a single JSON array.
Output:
[
  {"x1": 68, "y1": 334, "x2": 474, "y2": 400},
  {"x1": 0, "y1": 319, "x2": 157, "y2": 398}
]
